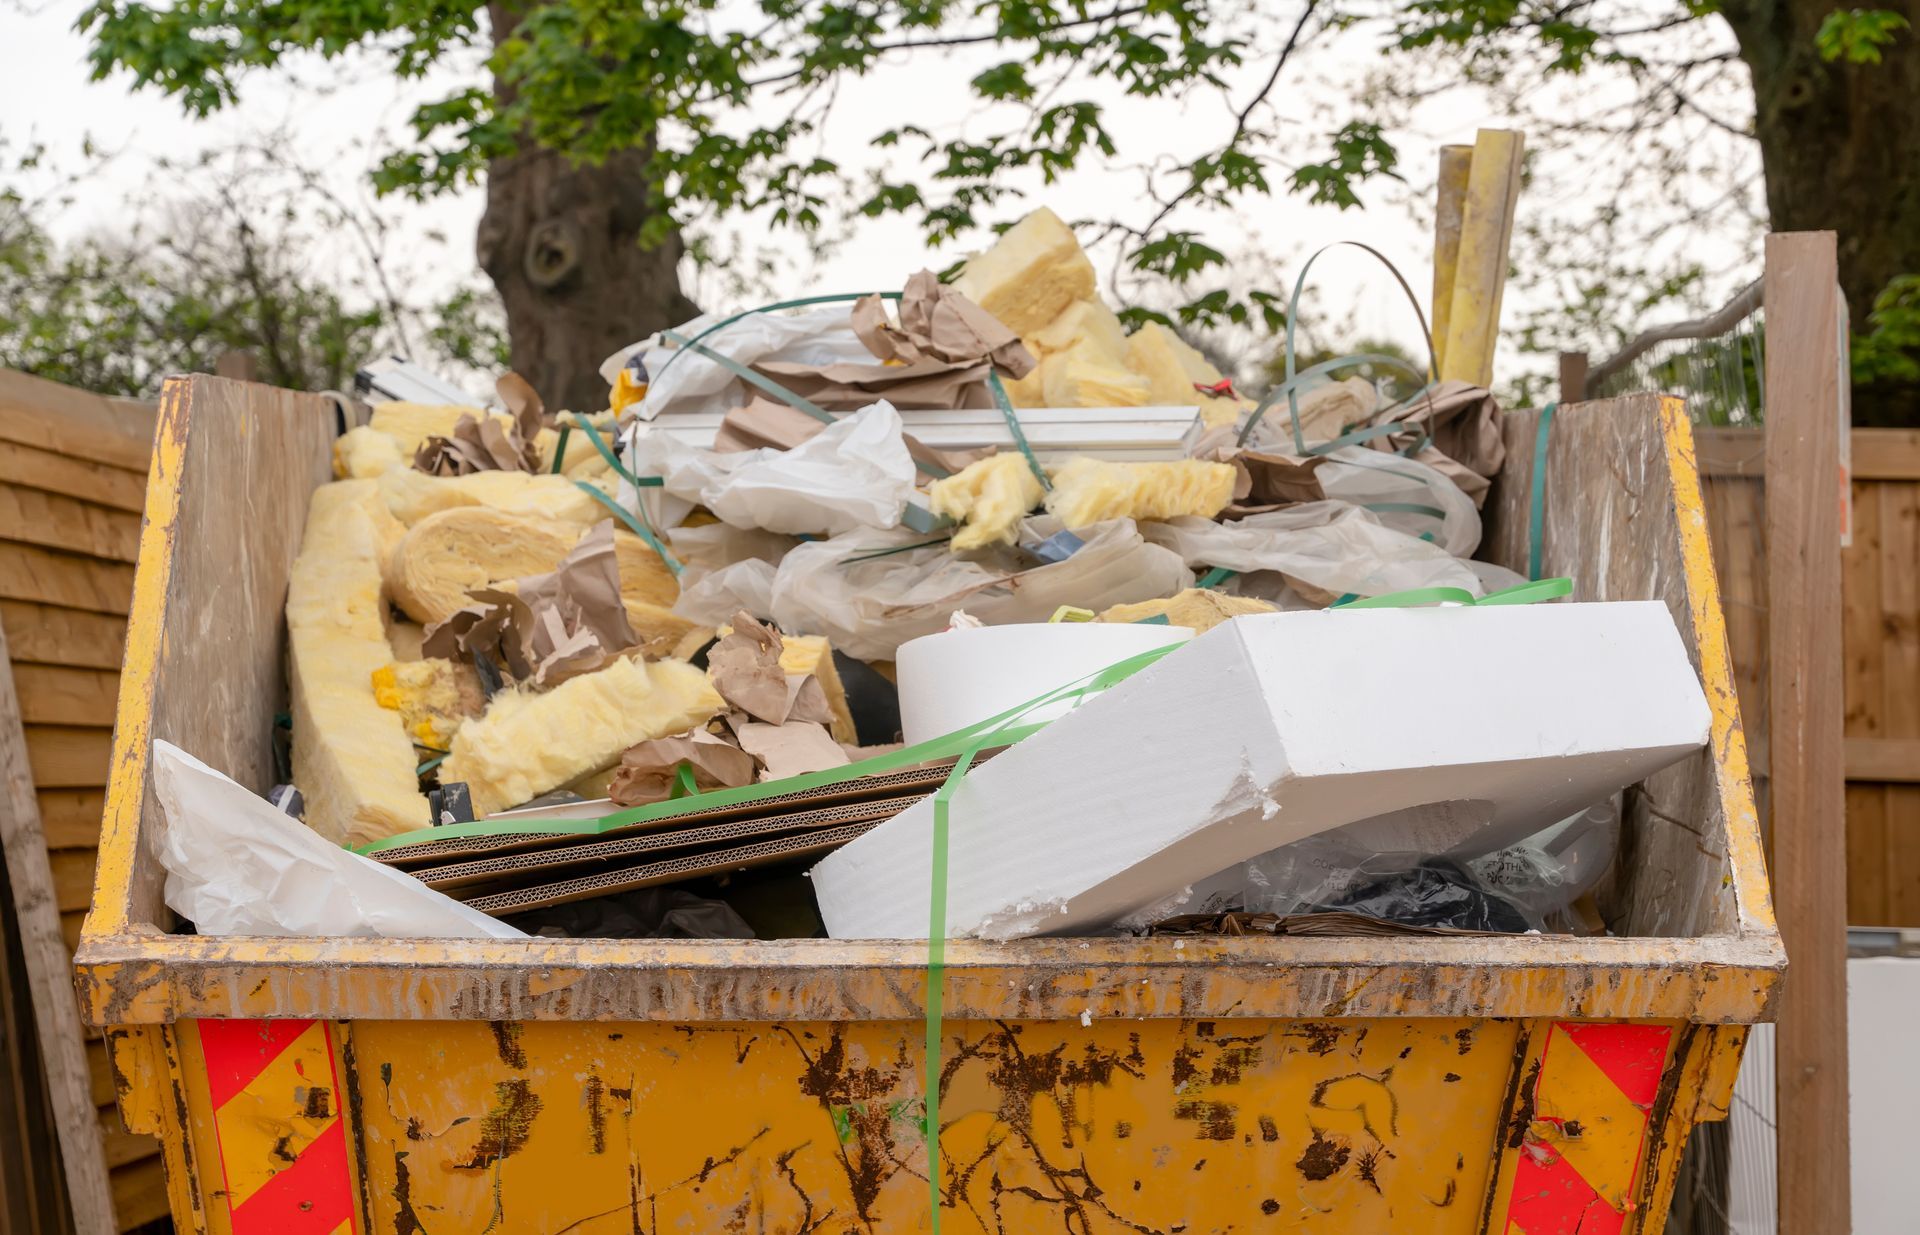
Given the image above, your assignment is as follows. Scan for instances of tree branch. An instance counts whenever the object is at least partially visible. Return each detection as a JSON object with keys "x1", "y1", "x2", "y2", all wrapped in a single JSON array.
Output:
[
  {"x1": 1135, "y1": 0, "x2": 1319, "y2": 242},
  {"x1": 745, "y1": 4, "x2": 1151, "y2": 88}
]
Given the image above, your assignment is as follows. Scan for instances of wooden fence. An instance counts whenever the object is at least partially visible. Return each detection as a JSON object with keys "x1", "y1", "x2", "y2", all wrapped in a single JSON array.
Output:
[
  {"x1": 1693, "y1": 425, "x2": 1920, "y2": 926},
  {"x1": 0, "y1": 368, "x2": 165, "y2": 1230}
]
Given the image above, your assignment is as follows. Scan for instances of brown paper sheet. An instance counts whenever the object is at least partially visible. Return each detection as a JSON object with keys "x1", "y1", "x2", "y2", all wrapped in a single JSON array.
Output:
[
  {"x1": 1361, "y1": 380, "x2": 1506, "y2": 509},
  {"x1": 713, "y1": 398, "x2": 825, "y2": 453},
  {"x1": 734, "y1": 720, "x2": 850, "y2": 781},
  {"x1": 755, "y1": 356, "x2": 993, "y2": 411},
  {"x1": 423, "y1": 520, "x2": 641, "y2": 688},
  {"x1": 707, "y1": 612, "x2": 794, "y2": 723},
  {"x1": 851, "y1": 270, "x2": 1036, "y2": 377},
  {"x1": 1226, "y1": 450, "x2": 1328, "y2": 516},
  {"x1": 609, "y1": 730, "x2": 759, "y2": 807},
  {"x1": 413, "y1": 370, "x2": 549, "y2": 476}
]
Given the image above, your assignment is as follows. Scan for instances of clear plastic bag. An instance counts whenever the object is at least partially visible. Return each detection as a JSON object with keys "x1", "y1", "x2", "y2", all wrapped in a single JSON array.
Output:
[
  {"x1": 1141, "y1": 501, "x2": 1483, "y2": 601},
  {"x1": 1187, "y1": 794, "x2": 1624, "y2": 934},
  {"x1": 1187, "y1": 832, "x2": 1541, "y2": 932},
  {"x1": 675, "y1": 558, "x2": 779, "y2": 625},
  {"x1": 1467, "y1": 796, "x2": 1621, "y2": 918},
  {"x1": 604, "y1": 306, "x2": 876, "y2": 421},
  {"x1": 1314, "y1": 445, "x2": 1482, "y2": 558},
  {"x1": 770, "y1": 516, "x2": 1192, "y2": 660},
  {"x1": 628, "y1": 401, "x2": 917, "y2": 535}
]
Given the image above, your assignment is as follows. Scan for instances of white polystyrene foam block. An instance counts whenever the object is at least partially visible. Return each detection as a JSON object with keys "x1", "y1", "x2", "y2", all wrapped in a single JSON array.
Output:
[{"x1": 808, "y1": 602, "x2": 1710, "y2": 939}]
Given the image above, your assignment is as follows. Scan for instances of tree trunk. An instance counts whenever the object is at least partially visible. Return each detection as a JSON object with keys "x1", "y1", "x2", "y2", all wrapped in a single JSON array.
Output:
[
  {"x1": 1720, "y1": 0, "x2": 1920, "y2": 424},
  {"x1": 478, "y1": 6, "x2": 700, "y2": 413}
]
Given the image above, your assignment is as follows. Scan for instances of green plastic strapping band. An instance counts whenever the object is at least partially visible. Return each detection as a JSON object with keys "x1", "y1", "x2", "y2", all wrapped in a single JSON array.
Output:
[
  {"x1": 416, "y1": 753, "x2": 448, "y2": 776},
  {"x1": 1333, "y1": 576, "x2": 1572, "y2": 610},
  {"x1": 650, "y1": 291, "x2": 905, "y2": 385},
  {"x1": 1239, "y1": 353, "x2": 1431, "y2": 451},
  {"x1": 1195, "y1": 566, "x2": 1236, "y2": 589},
  {"x1": 985, "y1": 371, "x2": 1050, "y2": 491},
  {"x1": 1240, "y1": 240, "x2": 1443, "y2": 452},
  {"x1": 567, "y1": 413, "x2": 662, "y2": 491},
  {"x1": 573, "y1": 480, "x2": 684, "y2": 578},
  {"x1": 550, "y1": 425, "x2": 571, "y2": 474},
  {"x1": 1364, "y1": 501, "x2": 1447, "y2": 520},
  {"x1": 1529, "y1": 403, "x2": 1558, "y2": 581},
  {"x1": 358, "y1": 641, "x2": 1185, "y2": 855},
  {"x1": 840, "y1": 536, "x2": 953, "y2": 565},
  {"x1": 671, "y1": 763, "x2": 698, "y2": 799},
  {"x1": 659, "y1": 328, "x2": 838, "y2": 425},
  {"x1": 924, "y1": 740, "x2": 981, "y2": 1232}
]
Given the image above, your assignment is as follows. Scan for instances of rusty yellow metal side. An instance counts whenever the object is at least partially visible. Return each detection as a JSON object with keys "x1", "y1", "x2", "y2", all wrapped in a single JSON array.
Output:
[
  {"x1": 1656, "y1": 395, "x2": 1775, "y2": 936},
  {"x1": 128, "y1": 1015, "x2": 1734, "y2": 1234},
  {"x1": 86, "y1": 380, "x2": 190, "y2": 939}
]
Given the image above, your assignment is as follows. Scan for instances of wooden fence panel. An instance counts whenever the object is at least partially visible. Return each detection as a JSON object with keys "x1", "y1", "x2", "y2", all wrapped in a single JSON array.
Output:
[
  {"x1": 0, "y1": 368, "x2": 165, "y2": 1230},
  {"x1": 1699, "y1": 426, "x2": 1920, "y2": 926}
]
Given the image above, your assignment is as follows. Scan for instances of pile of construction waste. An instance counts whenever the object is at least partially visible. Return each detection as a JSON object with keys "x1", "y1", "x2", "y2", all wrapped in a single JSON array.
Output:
[{"x1": 155, "y1": 206, "x2": 1713, "y2": 945}]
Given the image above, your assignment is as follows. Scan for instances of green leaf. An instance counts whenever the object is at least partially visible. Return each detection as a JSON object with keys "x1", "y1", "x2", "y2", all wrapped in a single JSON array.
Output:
[{"x1": 1815, "y1": 8, "x2": 1910, "y2": 63}]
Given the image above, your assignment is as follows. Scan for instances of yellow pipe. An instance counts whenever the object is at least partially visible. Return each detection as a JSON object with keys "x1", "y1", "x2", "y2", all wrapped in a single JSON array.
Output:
[
  {"x1": 1440, "y1": 129, "x2": 1525, "y2": 387},
  {"x1": 1430, "y1": 144, "x2": 1474, "y2": 378}
]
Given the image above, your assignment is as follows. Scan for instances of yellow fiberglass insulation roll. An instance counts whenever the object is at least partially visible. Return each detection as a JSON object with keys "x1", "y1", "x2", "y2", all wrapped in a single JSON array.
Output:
[
  {"x1": 443, "y1": 656, "x2": 724, "y2": 816},
  {"x1": 385, "y1": 507, "x2": 577, "y2": 625},
  {"x1": 1044, "y1": 458, "x2": 1237, "y2": 529},
  {"x1": 378, "y1": 467, "x2": 622, "y2": 528},
  {"x1": 929, "y1": 453, "x2": 1045, "y2": 551},
  {"x1": 287, "y1": 480, "x2": 431, "y2": 846},
  {"x1": 613, "y1": 529, "x2": 679, "y2": 608}
]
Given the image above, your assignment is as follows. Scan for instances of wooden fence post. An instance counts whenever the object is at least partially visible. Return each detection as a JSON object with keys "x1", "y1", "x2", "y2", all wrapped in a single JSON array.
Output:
[
  {"x1": 1558, "y1": 352, "x2": 1588, "y2": 404},
  {"x1": 1764, "y1": 231, "x2": 1849, "y2": 1235}
]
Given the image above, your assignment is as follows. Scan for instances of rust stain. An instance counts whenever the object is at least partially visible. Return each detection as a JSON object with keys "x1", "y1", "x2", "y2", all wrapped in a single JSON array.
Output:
[
  {"x1": 1453, "y1": 1026, "x2": 1476, "y2": 1056},
  {"x1": 1293, "y1": 1023, "x2": 1342, "y2": 1057},
  {"x1": 489, "y1": 1021, "x2": 529, "y2": 1069},
  {"x1": 795, "y1": 1030, "x2": 892, "y2": 1104},
  {"x1": 1170, "y1": 1043, "x2": 1203, "y2": 1089},
  {"x1": 300, "y1": 1085, "x2": 332, "y2": 1119},
  {"x1": 782, "y1": 1027, "x2": 906, "y2": 1226},
  {"x1": 1442, "y1": 1072, "x2": 1462, "y2": 1083},
  {"x1": 1173, "y1": 1099, "x2": 1238, "y2": 1141},
  {"x1": 391, "y1": 1150, "x2": 425, "y2": 1235},
  {"x1": 1210, "y1": 1044, "x2": 1262, "y2": 1084},
  {"x1": 584, "y1": 1075, "x2": 607, "y2": 1154},
  {"x1": 1261, "y1": 1198, "x2": 1280, "y2": 1215},
  {"x1": 455, "y1": 1079, "x2": 544, "y2": 1171},
  {"x1": 1258, "y1": 1115, "x2": 1279, "y2": 1143},
  {"x1": 1114, "y1": 1121, "x2": 1133, "y2": 1139},
  {"x1": 1355, "y1": 1147, "x2": 1385, "y2": 1195},
  {"x1": 1506, "y1": 1059, "x2": 1542, "y2": 1150},
  {"x1": 1296, "y1": 1130, "x2": 1350, "y2": 1181}
]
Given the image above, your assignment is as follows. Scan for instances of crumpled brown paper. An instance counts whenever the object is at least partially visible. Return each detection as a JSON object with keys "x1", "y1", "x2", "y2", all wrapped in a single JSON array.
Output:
[
  {"x1": 1226, "y1": 450, "x2": 1328, "y2": 516},
  {"x1": 852, "y1": 270, "x2": 1035, "y2": 375},
  {"x1": 732, "y1": 719, "x2": 850, "y2": 782},
  {"x1": 413, "y1": 371, "x2": 549, "y2": 476},
  {"x1": 747, "y1": 272, "x2": 1036, "y2": 413},
  {"x1": 1190, "y1": 425, "x2": 1328, "y2": 517},
  {"x1": 706, "y1": 612, "x2": 792, "y2": 724},
  {"x1": 608, "y1": 729, "x2": 759, "y2": 807},
  {"x1": 1361, "y1": 380, "x2": 1506, "y2": 508},
  {"x1": 422, "y1": 521, "x2": 641, "y2": 688}
]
